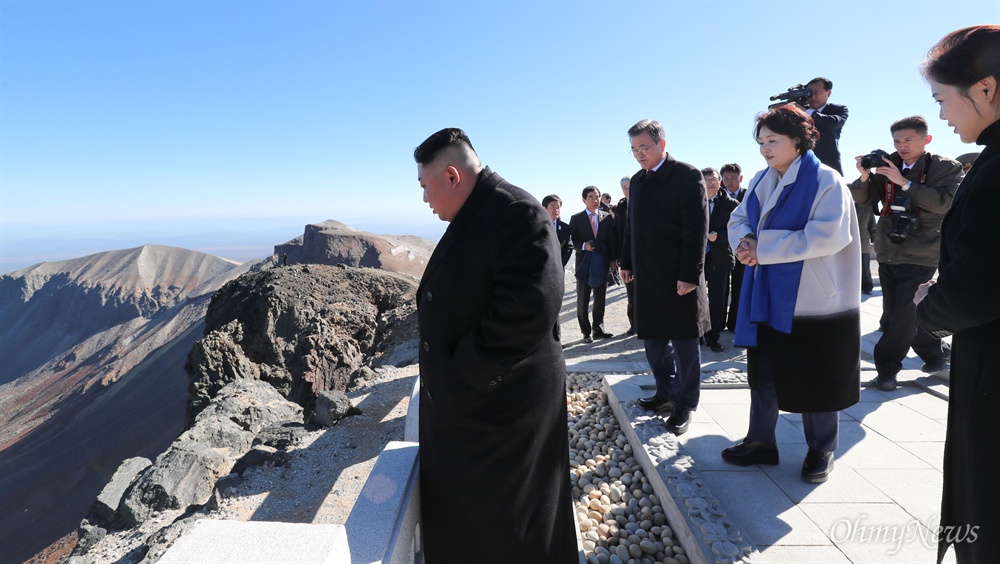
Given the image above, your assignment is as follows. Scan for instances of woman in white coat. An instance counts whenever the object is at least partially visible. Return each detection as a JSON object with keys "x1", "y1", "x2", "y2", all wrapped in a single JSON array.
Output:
[{"x1": 722, "y1": 104, "x2": 861, "y2": 483}]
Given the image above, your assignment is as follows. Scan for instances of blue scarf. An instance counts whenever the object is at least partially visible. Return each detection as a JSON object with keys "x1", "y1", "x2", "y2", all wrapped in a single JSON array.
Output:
[{"x1": 734, "y1": 151, "x2": 822, "y2": 347}]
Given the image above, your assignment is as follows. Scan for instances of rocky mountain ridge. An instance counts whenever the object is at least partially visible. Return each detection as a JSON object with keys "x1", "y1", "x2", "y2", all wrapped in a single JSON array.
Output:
[
  {"x1": 1, "y1": 222, "x2": 432, "y2": 564},
  {"x1": 65, "y1": 264, "x2": 419, "y2": 563}
]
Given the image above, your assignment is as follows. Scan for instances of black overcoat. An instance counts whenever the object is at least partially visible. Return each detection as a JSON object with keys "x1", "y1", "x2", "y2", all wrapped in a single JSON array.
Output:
[
  {"x1": 416, "y1": 167, "x2": 576, "y2": 563},
  {"x1": 916, "y1": 121, "x2": 1000, "y2": 564},
  {"x1": 620, "y1": 155, "x2": 711, "y2": 339},
  {"x1": 707, "y1": 192, "x2": 739, "y2": 271}
]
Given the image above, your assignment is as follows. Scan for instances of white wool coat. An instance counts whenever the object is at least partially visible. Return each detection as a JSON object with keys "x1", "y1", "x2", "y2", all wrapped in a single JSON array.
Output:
[{"x1": 728, "y1": 156, "x2": 861, "y2": 317}]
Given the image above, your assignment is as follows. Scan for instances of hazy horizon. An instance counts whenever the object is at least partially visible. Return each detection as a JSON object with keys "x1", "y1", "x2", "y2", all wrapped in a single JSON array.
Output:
[{"x1": 0, "y1": 215, "x2": 448, "y2": 275}]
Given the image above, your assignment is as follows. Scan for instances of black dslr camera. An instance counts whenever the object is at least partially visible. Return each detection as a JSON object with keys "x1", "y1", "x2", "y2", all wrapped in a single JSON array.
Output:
[
  {"x1": 768, "y1": 84, "x2": 812, "y2": 108},
  {"x1": 886, "y1": 196, "x2": 920, "y2": 244},
  {"x1": 861, "y1": 150, "x2": 920, "y2": 244},
  {"x1": 860, "y1": 149, "x2": 891, "y2": 169}
]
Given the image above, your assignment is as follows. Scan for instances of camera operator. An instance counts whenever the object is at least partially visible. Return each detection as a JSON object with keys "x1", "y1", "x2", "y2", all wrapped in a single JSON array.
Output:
[
  {"x1": 804, "y1": 77, "x2": 849, "y2": 175},
  {"x1": 848, "y1": 116, "x2": 963, "y2": 391}
]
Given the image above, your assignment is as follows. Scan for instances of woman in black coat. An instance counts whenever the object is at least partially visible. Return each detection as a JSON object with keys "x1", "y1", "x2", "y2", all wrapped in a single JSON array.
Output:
[{"x1": 914, "y1": 25, "x2": 1000, "y2": 564}]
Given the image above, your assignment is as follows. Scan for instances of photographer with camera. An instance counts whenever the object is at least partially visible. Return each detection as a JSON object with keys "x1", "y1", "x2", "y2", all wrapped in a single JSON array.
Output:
[{"x1": 848, "y1": 116, "x2": 963, "y2": 391}]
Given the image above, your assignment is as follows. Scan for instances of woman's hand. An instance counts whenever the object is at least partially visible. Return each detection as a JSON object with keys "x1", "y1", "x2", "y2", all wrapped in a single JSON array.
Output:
[
  {"x1": 735, "y1": 237, "x2": 758, "y2": 267},
  {"x1": 914, "y1": 279, "x2": 936, "y2": 305}
]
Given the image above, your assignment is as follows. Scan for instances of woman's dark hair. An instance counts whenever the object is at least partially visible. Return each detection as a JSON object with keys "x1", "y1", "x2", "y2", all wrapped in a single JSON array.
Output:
[
  {"x1": 922, "y1": 25, "x2": 1000, "y2": 100},
  {"x1": 754, "y1": 104, "x2": 819, "y2": 155}
]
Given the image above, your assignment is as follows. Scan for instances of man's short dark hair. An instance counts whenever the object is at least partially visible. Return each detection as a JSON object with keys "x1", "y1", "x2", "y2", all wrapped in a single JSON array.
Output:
[
  {"x1": 808, "y1": 77, "x2": 833, "y2": 90},
  {"x1": 700, "y1": 167, "x2": 720, "y2": 179},
  {"x1": 582, "y1": 186, "x2": 600, "y2": 199},
  {"x1": 542, "y1": 195, "x2": 562, "y2": 207},
  {"x1": 628, "y1": 119, "x2": 665, "y2": 144},
  {"x1": 413, "y1": 127, "x2": 477, "y2": 165},
  {"x1": 720, "y1": 163, "x2": 742, "y2": 176},
  {"x1": 890, "y1": 116, "x2": 930, "y2": 136},
  {"x1": 755, "y1": 104, "x2": 819, "y2": 155}
]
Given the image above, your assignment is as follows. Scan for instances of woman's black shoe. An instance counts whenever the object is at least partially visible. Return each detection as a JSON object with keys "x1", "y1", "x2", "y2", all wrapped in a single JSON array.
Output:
[{"x1": 721, "y1": 438, "x2": 779, "y2": 466}]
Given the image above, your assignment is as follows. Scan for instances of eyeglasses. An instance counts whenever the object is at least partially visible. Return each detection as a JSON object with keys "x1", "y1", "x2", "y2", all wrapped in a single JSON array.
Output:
[{"x1": 630, "y1": 144, "x2": 658, "y2": 156}]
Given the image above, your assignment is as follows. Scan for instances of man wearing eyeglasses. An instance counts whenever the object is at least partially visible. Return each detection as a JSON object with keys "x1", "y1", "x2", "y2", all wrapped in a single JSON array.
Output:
[{"x1": 620, "y1": 119, "x2": 710, "y2": 436}]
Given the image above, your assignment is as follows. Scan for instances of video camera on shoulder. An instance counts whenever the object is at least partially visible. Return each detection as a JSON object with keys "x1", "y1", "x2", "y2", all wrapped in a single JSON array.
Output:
[
  {"x1": 861, "y1": 149, "x2": 920, "y2": 244},
  {"x1": 768, "y1": 84, "x2": 812, "y2": 109}
]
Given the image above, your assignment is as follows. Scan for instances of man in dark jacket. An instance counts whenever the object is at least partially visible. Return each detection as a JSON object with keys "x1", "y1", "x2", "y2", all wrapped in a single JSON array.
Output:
[
  {"x1": 543, "y1": 194, "x2": 574, "y2": 267},
  {"x1": 621, "y1": 119, "x2": 710, "y2": 436},
  {"x1": 569, "y1": 186, "x2": 617, "y2": 343},
  {"x1": 848, "y1": 116, "x2": 963, "y2": 391},
  {"x1": 413, "y1": 128, "x2": 576, "y2": 563},
  {"x1": 700, "y1": 168, "x2": 739, "y2": 352},
  {"x1": 721, "y1": 163, "x2": 746, "y2": 332},
  {"x1": 614, "y1": 176, "x2": 635, "y2": 335},
  {"x1": 805, "y1": 77, "x2": 849, "y2": 175}
]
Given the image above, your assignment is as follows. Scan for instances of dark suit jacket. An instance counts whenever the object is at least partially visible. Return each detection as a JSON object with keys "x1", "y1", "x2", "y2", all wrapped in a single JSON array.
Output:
[
  {"x1": 568, "y1": 208, "x2": 617, "y2": 271},
  {"x1": 811, "y1": 102, "x2": 849, "y2": 175},
  {"x1": 916, "y1": 120, "x2": 1000, "y2": 563},
  {"x1": 707, "y1": 192, "x2": 739, "y2": 270},
  {"x1": 554, "y1": 219, "x2": 573, "y2": 266},
  {"x1": 621, "y1": 155, "x2": 711, "y2": 339},
  {"x1": 416, "y1": 167, "x2": 576, "y2": 562}
]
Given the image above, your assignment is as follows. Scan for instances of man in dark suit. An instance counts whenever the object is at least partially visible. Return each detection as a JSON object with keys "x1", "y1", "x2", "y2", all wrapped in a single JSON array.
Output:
[
  {"x1": 806, "y1": 77, "x2": 849, "y2": 175},
  {"x1": 700, "y1": 167, "x2": 739, "y2": 352},
  {"x1": 721, "y1": 163, "x2": 746, "y2": 332},
  {"x1": 614, "y1": 176, "x2": 635, "y2": 335},
  {"x1": 542, "y1": 194, "x2": 573, "y2": 267},
  {"x1": 569, "y1": 186, "x2": 616, "y2": 343},
  {"x1": 621, "y1": 119, "x2": 710, "y2": 436},
  {"x1": 413, "y1": 128, "x2": 576, "y2": 563}
]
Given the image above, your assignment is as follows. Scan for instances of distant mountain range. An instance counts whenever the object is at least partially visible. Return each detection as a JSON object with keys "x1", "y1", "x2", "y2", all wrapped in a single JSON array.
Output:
[{"x1": 0, "y1": 221, "x2": 434, "y2": 563}]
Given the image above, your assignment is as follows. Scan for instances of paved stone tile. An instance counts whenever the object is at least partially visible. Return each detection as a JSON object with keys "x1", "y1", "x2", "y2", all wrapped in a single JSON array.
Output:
[
  {"x1": 700, "y1": 469, "x2": 832, "y2": 546},
  {"x1": 801, "y1": 421, "x2": 933, "y2": 470},
  {"x1": 759, "y1": 462, "x2": 891, "y2": 505},
  {"x1": 892, "y1": 389, "x2": 949, "y2": 421},
  {"x1": 696, "y1": 387, "x2": 755, "y2": 404},
  {"x1": 896, "y1": 441, "x2": 945, "y2": 472},
  {"x1": 696, "y1": 401, "x2": 750, "y2": 441},
  {"x1": 842, "y1": 402, "x2": 947, "y2": 442},
  {"x1": 799, "y1": 503, "x2": 941, "y2": 563},
  {"x1": 754, "y1": 544, "x2": 851, "y2": 563},
  {"x1": 855, "y1": 469, "x2": 944, "y2": 525}
]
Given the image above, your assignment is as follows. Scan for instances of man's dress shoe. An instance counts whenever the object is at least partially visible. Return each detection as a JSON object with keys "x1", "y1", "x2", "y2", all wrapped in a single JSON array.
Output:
[
  {"x1": 708, "y1": 342, "x2": 724, "y2": 353},
  {"x1": 867, "y1": 375, "x2": 897, "y2": 391},
  {"x1": 921, "y1": 358, "x2": 949, "y2": 374},
  {"x1": 635, "y1": 395, "x2": 674, "y2": 413},
  {"x1": 582, "y1": 335, "x2": 593, "y2": 343},
  {"x1": 721, "y1": 438, "x2": 779, "y2": 466},
  {"x1": 665, "y1": 408, "x2": 692, "y2": 436},
  {"x1": 594, "y1": 330, "x2": 615, "y2": 339},
  {"x1": 802, "y1": 449, "x2": 834, "y2": 483}
]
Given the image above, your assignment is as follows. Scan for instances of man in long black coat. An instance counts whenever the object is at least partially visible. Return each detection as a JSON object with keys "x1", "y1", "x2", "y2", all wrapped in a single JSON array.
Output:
[
  {"x1": 700, "y1": 167, "x2": 739, "y2": 352},
  {"x1": 621, "y1": 119, "x2": 710, "y2": 436},
  {"x1": 413, "y1": 128, "x2": 576, "y2": 562}
]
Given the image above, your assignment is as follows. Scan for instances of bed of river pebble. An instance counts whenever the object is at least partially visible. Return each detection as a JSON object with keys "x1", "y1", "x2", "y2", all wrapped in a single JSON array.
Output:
[{"x1": 567, "y1": 372, "x2": 690, "y2": 564}]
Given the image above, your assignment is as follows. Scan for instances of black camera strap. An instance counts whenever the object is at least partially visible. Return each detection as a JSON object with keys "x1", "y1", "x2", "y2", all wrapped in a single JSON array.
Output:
[{"x1": 871, "y1": 153, "x2": 932, "y2": 217}]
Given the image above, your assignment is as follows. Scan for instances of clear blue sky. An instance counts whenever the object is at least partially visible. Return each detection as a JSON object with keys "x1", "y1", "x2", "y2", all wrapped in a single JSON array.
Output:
[{"x1": 2, "y1": 0, "x2": 998, "y2": 273}]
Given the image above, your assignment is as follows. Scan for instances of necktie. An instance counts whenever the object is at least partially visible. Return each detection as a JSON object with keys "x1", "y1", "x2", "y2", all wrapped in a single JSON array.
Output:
[{"x1": 590, "y1": 212, "x2": 598, "y2": 236}]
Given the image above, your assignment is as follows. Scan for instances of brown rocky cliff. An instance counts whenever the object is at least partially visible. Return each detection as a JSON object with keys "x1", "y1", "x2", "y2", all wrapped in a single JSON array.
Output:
[
  {"x1": 273, "y1": 220, "x2": 433, "y2": 278},
  {"x1": 185, "y1": 264, "x2": 418, "y2": 422}
]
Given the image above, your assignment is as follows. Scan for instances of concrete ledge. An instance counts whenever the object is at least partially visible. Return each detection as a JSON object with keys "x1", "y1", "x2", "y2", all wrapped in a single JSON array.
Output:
[
  {"x1": 605, "y1": 373, "x2": 759, "y2": 564},
  {"x1": 346, "y1": 441, "x2": 422, "y2": 564},
  {"x1": 157, "y1": 520, "x2": 350, "y2": 563}
]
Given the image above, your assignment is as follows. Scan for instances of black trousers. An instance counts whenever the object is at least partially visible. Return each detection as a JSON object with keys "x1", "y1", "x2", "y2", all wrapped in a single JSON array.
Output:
[
  {"x1": 874, "y1": 262, "x2": 948, "y2": 378},
  {"x1": 625, "y1": 279, "x2": 635, "y2": 331},
  {"x1": 704, "y1": 263, "x2": 731, "y2": 345},
  {"x1": 861, "y1": 252, "x2": 873, "y2": 293},
  {"x1": 727, "y1": 262, "x2": 745, "y2": 331},
  {"x1": 576, "y1": 279, "x2": 607, "y2": 337}
]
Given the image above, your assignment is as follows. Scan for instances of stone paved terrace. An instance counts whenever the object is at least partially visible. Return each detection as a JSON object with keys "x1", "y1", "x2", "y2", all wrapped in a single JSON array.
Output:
[{"x1": 567, "y1": 275, "x2": 958, "y2": 564}]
